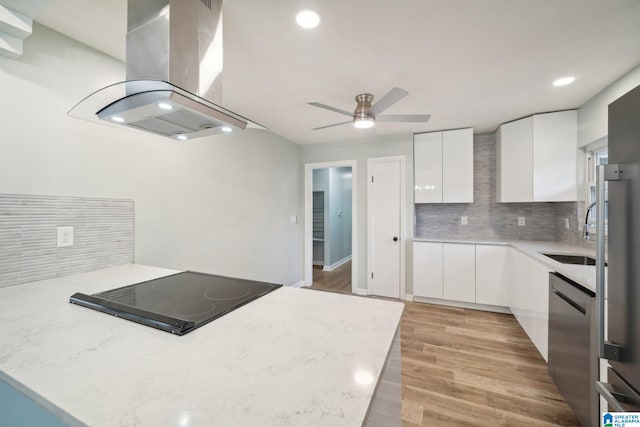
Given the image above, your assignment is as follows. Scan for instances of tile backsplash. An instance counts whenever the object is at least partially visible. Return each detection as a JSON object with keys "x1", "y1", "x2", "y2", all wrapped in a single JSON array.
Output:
[
  {"x1": 415, "y1": 133, "x2": 593, "y2": 248},
  {"x1": 0, "y1": 194, "x2": 134, "y2": 287}
]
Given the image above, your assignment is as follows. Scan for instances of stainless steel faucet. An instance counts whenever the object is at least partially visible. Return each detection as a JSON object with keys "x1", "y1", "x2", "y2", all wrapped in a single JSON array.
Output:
[{"x1": 584, "y1": 202, "x2": 597, "y2": 240}]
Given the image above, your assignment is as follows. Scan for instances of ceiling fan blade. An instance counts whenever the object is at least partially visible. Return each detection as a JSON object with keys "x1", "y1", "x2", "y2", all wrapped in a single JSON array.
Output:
[
  {"x1": 311, "y1": 121, "x2": 352, "y2": 130},
  {"x1": 308, "y1": 102, "x2": 353, "y2": 117},
  {"x1": 376, "y1": 114, "x2": 431, "y2": 123},
  {"x1": 369, "y1": 87, "x2": 409, "y2": 115}
]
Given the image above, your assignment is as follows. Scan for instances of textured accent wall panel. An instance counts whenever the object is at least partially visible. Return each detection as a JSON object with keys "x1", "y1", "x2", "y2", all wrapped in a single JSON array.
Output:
[
  {"x1": 0, "y1": 194, "x2": 133, "y2": 287},
  {"x1": 415, "y1": 134, "x2": 558, "y2": 241}
]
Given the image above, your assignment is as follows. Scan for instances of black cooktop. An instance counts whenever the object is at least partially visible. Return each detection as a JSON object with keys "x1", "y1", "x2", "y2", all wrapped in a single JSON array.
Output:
[{"x1": 70, "y1": 271, "x2": 281, "y2": 335}]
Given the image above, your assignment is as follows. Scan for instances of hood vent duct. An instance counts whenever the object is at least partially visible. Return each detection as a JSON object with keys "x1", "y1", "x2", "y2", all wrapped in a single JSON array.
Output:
[{"x1": 69, "y1": 0, "x2": 262, "y2": 141}]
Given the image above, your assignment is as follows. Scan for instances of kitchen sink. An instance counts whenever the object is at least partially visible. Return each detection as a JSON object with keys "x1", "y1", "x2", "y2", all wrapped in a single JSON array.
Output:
[{"x1": 542, "y1": 253, "x2": 606, "y2": 266}]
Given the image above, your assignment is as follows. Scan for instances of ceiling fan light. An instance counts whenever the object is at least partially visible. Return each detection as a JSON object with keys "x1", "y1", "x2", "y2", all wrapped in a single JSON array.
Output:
[{"x1": 354, "y1": 117, "x2": 375, "y2": 129}]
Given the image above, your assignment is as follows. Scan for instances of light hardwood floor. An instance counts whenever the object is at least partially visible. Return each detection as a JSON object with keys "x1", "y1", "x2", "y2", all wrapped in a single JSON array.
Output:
[
  {"x1": 306, "y1": 282, "x2": 580, "y2": 426},
  {"x1": 311, "y1": 260, "x2": 352, "y2": 293},
  {"x1": 401, "y1": 302, "x2": 580, "y2": 426}
]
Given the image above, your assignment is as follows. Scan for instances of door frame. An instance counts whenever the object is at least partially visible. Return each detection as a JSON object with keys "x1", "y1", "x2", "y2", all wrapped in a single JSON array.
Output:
[
  {"x1": 367, "y1": 155, "x2": 406, "y2": 299},
  {"x1": 304, "y1": 160, "x2": 357, "y2": 293}
]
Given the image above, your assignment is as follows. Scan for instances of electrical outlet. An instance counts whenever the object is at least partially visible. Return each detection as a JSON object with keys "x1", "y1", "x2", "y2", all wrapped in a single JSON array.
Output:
[
  {"x1": 564, "y1": 218, "x2": 570, "y2": 229},
  {"x1": 57, "y1": 226, "x2": 74, "y2": 247},
  {"x1": 461, "y1": 216, "x2": 468, "y2": 225},
  {"x1": 518, "y1": 217, "x2": 526, "y2": 227}
]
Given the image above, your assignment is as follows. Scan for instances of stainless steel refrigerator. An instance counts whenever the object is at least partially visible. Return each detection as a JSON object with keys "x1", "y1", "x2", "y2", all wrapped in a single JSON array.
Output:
[{"x1": 596, "y1": 83, "x2": 640, "y2": 413}]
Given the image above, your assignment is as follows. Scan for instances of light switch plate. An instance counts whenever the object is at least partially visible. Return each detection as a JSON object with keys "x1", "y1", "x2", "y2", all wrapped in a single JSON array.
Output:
[
  {"x1": 289, "y1": 215, "x2": 298, "y2": 224},
  {"x1": 518, "y1": 217, "x2": 526, "y2": 227},
  {"x1": 564, "y1": 218, "x2": 570, "y2": 229},
  {"x1": 461, "y1": 216, "x2": 468, "y2": 225},
  {"x1": 57, "y1": 226, "x2": 74, "y2": 247}
]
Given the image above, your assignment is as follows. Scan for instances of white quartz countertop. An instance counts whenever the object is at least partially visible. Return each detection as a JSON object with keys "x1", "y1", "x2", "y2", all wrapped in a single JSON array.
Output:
[
  {"x1": 413, "y1": 238, "x2": 599, "y2": 293},
  {"x1": 0, "y1": 264, "x2": 404, "y2": 427}
]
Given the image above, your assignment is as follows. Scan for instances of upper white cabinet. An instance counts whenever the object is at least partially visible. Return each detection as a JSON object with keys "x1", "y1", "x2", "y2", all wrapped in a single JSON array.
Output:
[
  {"x1": 414, "y1": 132, "x2": 443, "y2": 203},
  {"x1": 497, "y1": 110, "x2": 577, "y2": 202},
  {"x1": 415, "y1": 128, "x2": 473, "y2": 204},
  {"x1": 496, "y1": 116, "x2": 533, "y2": 202}
]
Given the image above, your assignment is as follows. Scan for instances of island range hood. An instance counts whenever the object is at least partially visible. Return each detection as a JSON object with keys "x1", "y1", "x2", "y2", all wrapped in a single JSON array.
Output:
[{"x1": 69, "y1": 0, "x2": 261, "y2": 141}]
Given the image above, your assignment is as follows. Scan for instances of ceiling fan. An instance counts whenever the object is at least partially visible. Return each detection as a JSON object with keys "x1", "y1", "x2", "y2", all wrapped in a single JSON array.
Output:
[{"x1": 308, "y1": 87, "x2": 430, "y2": 130}]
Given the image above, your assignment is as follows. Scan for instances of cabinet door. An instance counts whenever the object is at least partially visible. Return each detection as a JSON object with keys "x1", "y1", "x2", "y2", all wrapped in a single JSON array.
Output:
[
  {"x1": 443, "y1": 128, "x2": 474, "y2": 203},
  {"x1": 475, "y1": 245, "x2": 508, "y2": 306},
  {"x1": 533, "y1": 110, "x2": 578, "y2": 202},
  {"x1": 443, "y1": 243, "x2": 475, "y2": 303},
  {"x1": 509, "y1": 249, "x2": 550, "y2": 361},
  {"x1": 497, "y1": 117, "x2": 533, "y2": 202},
  {"x1": 529, "y1": 260, "x2": 550, "y2": 361},
  {"x1": 414, "y1": 132, "x2": 443, "y2": 203},
  {"x1": 413, "y1": 242, "x2": 443, "y2": 298}
]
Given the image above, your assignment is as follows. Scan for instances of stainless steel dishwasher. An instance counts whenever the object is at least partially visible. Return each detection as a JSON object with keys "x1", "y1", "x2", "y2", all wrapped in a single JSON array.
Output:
[{"x1": 548, "y1": 272, "x2": 597, "y2": 427}]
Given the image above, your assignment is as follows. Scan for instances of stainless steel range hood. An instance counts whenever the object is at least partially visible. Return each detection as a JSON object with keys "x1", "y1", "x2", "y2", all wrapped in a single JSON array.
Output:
[{"x1": 69, "y1": 0, "x2": 261, "y2": 141}]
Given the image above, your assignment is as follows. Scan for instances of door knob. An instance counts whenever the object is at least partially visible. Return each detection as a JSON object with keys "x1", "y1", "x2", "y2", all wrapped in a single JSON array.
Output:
[{"x1": 393, "y1": 236, "x2": 399, "y2": 242}]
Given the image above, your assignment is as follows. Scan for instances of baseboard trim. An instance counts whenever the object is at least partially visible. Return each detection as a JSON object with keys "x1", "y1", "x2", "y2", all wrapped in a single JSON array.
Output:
[
  {"x1": 412, "y1": 296, "x2": 511, "y2": 314},
  {"x1": 322, "y1": 255, "x2": 352, "y2": 272},
  {"x1": 355, "y1": 288, "x2": 369, "y2": 296},
  {"x1": 289, "y1": 281, "x2": 307, "y2": 288},
  {"x1": 404, "y1": 293, "x2": 414, "y2": 302}
]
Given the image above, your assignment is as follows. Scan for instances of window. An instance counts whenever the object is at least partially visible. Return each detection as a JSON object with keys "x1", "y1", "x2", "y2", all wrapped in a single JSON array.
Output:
[{"x1": 585, "y1": 146, "x2": 608, "y2": 233}]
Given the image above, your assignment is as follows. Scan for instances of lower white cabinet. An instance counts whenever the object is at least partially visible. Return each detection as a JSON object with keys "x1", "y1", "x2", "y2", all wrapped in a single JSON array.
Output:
[
  {"x1": 443, "y1": 243, "x2": 475, "y2": 303},
  {"x1": 413, "y1": 242, "x2": 443, "y2": 298},
  {"x1": 413, "y1": 242, "x2": 505, "y2": 306},
  {"x1": 413, "y1": 241, "x2": 551, "y2": 361},
  {"x1": 475, "y1": 245, "x2": 509, "y2": 306},
  {"x1": 508, "y1": 249, "x2": 551, "y2": 361}
]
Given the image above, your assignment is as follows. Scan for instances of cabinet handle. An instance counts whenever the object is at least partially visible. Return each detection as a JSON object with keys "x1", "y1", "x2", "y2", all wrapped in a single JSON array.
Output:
[{"x1": 551, "y1": 288, "x2": 585, "y2": 315}]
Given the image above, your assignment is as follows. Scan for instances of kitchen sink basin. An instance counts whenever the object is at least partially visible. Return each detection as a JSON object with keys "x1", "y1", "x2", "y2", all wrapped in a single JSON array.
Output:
[{"x1": 542, "y1": 253, "x2": 606, "y2": 266}]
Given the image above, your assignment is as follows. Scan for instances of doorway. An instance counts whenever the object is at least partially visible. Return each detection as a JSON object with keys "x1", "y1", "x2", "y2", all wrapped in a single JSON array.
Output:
[
  {"x1": 367, "y1": 156, "x2": 406, "y2": 299},
  {"x1": 304, "y1": 161, "x2": 357, "y2": 294}
]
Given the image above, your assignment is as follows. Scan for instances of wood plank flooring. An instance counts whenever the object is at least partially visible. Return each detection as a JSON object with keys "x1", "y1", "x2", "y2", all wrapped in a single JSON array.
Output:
[
  {"x1": 310, "y1": 260, "x2": 352, "y2": 293},
  {"x1": 305, "y1": 282, "x2": 580, "y2": 426},
  {"x1": 401, "y1": 302, "x2": 580, "y2": 426}
]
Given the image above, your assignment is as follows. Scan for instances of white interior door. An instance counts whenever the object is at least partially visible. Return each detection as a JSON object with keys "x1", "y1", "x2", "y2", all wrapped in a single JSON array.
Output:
[{"x1": 368, "y1": 157, "x2": 404, "y2": 298}]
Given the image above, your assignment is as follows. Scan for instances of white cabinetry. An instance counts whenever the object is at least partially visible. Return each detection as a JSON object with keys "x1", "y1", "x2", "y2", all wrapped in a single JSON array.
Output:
[
  {"x1": 475, "y1": 245, "x2": 509, "y2": 306},
  {"x1": 443, "y1": 243, "x2": 475, "y2": 303},
  {"x1": 414, "y1": 132, "x2": 442, "y2": 203},
  {"x1": 414, "y1": 128, "x2": 473, "y2": 204},
  {"x1": 412, "y1": 242, "x2": 443, "y2": 298},
  {"x1": 413, "y1": 242, "x2": 506, "y2": 307},
  {"x1": 496, "y1": 117, "x2": 533, "y2": 202},
  {"x1": 497, "y1": 110, "x2": 577, "y2": 202},
  {"x1": 508, "y1": 249, "x2": 551, "y2": 361}
]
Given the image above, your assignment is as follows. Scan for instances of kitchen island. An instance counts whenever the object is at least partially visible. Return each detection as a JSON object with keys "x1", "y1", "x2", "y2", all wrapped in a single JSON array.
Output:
[{"x1": 0, "y1": 264, "x2": 404, "y2": 426}]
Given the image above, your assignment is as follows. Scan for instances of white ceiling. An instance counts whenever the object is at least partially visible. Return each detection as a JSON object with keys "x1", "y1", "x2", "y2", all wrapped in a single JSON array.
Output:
[{"x1": 36, "y1": 0, "x2": 640, "y2": 145}]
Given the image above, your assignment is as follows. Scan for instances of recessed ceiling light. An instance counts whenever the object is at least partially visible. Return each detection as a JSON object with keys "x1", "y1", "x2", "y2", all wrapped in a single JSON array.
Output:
[
  {"x1": 111, "y1": 116, "x2": 126, "y2": 123},
  {"x1": 157, "y1": 102, "x2": 174, "y2": 110},
  {"x1": 176, "y1": 134, "x2": 188, "y2": 141},
  {"x1": 552, "y1": 76, "x2": 576, "y2": 87},
  {"x1": 296, "y1": 10, "x2": 321, "y2": 29},
  {"x1": 353, "y1": 117, "x2": 375, "y2": 129},
  {"x1": 221, "y1": 126, "x2": 232, "y2": 133}
]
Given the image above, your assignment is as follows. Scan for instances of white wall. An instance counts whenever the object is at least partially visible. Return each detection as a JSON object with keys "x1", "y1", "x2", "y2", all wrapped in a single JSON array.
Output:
[
  {"x1": 578, "y1": 63, "x2": 640, "y2": 147},
  {"x1": 0, "y1": 24, "x2": 303, "y2": 285},
  {"x1": 302, "y1": 134, "x2": 414, "y2": 291}
]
